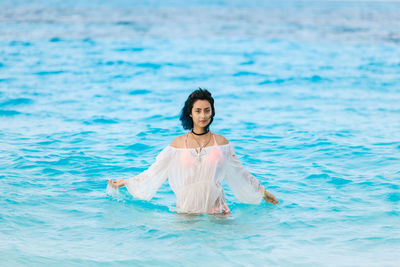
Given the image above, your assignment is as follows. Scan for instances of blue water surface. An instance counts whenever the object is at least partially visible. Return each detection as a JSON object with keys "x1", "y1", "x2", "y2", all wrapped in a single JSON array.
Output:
[{"x1": 1, "y1": 0, "x2": 400, "y2": 266}]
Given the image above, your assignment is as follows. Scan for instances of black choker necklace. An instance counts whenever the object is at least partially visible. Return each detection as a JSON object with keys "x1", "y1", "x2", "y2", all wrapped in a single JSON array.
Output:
[{"x1": 191, "y1": 129, "x2": 209, "y2": 136}]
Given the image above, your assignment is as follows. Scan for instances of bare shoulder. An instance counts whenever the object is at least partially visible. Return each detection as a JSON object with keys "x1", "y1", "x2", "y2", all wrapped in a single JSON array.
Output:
[
  {"x1": 170, "y1": 134, "x2": 186, "y2": 148},
  {"x1": 213, "y1": 133, "x2": 230, "y2": 145}
]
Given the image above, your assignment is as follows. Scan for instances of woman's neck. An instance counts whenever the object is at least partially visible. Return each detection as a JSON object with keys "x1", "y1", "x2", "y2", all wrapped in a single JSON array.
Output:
[{"x1": 192, "y1": 126, "x2": 208, "y2": 135}]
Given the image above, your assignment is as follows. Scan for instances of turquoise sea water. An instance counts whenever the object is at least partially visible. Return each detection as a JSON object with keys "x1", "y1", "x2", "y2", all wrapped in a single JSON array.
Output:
[{"x1": 1, "y1": 1, "x2": 400, "y2": 266}]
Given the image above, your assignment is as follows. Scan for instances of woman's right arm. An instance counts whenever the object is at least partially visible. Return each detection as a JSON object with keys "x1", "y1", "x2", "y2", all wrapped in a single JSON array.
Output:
[{"x1": 106, "y1": 145, "x2": 175, "y2": 200}]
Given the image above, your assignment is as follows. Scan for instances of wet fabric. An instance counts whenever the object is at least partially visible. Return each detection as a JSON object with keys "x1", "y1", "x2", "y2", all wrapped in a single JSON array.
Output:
[{"x1": 125, "y1": 133, "x2": 265, "y2": 214}]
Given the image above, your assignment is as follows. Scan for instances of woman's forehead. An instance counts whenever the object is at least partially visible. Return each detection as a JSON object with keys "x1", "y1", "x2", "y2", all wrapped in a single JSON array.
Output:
[{"x1": 192, "y1": 99, "x2": 211, "y2": 109}]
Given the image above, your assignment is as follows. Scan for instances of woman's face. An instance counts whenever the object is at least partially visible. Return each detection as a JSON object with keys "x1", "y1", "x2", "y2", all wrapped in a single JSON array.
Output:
[{"x1": 190, "y1": 99, "x2": 212, "y2": 129}]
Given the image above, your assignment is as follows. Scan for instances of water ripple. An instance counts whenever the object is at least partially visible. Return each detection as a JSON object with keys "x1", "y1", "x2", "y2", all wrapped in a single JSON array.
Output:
[
  {"x1": 0, "y1": 109, "x2": 21, "y2": 116},
  {"x1": 0, "y1": 98, "x2": 33, "y2": 107},
  {"x1": 1, "y1": 1, "x2": 400, "y2": 266}
]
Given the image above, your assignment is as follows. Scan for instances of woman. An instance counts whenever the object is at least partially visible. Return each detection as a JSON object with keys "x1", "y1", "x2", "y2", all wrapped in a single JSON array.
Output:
[{"x1": 107, "y1": 88, "x2": 279, "y2": 214}]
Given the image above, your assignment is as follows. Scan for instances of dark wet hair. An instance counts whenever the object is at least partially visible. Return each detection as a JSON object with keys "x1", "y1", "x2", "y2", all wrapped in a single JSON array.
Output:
[{"x1": 179, "y1": 88, "x2": 215, "y2": 130}]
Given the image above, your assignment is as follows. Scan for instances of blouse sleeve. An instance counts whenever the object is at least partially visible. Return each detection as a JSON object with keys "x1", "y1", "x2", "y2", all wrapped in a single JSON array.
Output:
[
  {"x1": 224, "y1": 143, "x2": 266, "y2": 204},
  {"x1": 125, "y1": 146, "x2": 174, "y2": 201}
]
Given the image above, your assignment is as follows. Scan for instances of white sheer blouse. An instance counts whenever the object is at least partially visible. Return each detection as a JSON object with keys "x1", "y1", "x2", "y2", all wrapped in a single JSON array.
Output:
[{"x1": 122, "y1": 134, "x2": 266, "y2": 214}]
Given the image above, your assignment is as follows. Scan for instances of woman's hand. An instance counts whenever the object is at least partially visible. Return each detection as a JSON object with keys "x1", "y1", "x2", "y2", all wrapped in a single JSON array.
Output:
[
  {"x1": 107, "y1": 179, "x2": 126, "y2": 189},
  {"x1": 263, "y1": 190, "x2": 279, "y2": 205}
]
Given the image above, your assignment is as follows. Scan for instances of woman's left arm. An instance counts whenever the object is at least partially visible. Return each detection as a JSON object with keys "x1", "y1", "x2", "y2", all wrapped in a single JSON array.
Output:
[
  {"x1": 224, "y1": 143, "x2": 279, "y2": 205},
  {"x1": 107, "y1": 179, "x2": 126, "y2": 188}
]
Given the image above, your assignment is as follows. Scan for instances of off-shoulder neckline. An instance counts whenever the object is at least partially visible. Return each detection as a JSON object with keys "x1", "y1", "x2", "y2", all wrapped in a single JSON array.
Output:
[{"x1": 168, "y1": 143, "x2": 231, "y2": 150}]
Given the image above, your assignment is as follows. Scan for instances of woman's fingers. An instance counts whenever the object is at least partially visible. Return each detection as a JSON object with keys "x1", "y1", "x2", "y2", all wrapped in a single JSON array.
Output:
[
  {"x1": 107, "y1": 179, "x2": 119, "y2": 188},
  {"x1": 270, "y1": 196, "x2": 279, "y2": 204},
  {"x1": 265, "y1": 194, "x2": 279, "y2": 205}
]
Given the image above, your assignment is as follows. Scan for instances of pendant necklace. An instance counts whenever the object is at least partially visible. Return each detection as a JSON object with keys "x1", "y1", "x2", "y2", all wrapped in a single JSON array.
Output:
[{"x1": 191, "y1": 131, "x2": 212, "y2": 156}]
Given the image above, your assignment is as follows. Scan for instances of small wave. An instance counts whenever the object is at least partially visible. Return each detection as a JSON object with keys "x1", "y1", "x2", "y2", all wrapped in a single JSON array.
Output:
[
  {"x1": 305, "y1": 173, "x2": 330, "y2": 180},
  {"x1": 9, "y1": 40, "x2": 31, "y2": 46},
  {"x1": 49, "y1": 37, "x2": 62, "y2": 42},
  {"x1": 41, "y1": 167, "x2": 63, "y2": 175},
  {"x1": 386, "y1": 193, "x2": 400, "y2": 203},
  {"x1": 36, "y1": 158, "x2": 70, "y2": 166},
  {"x1": 253, "y1": 135, "x2": 283, "y2": 140},
  {"x1": 37, "y1": 140, "x2": 60, "y2": 145},
  {"x1": 171, "y1": 76, "x2": 197, "y2": 81},
  {"x1": 112, "y1": 74, "x2": 132, "y2": 79},
  {"x1": 306, "y1": 75, "x2": 325, "y2": 82},
  {"x1": 385, "y1": 211, "x2": 400, "y2": 217},
  {"x1": 0, "y1": 109, "x2": 21, "y2": 116},
  {"x1": 113, "y1": 47, "x2": 144, "y2": 52},
  {"x1": 239, "y1": 60, "x2": 255, "y2": 65},
  {"x1": 259, "y1": 78, "x2": 293, "y2": 85},
  {"x1": 92, "y1": 118, "x2": 118, "y2": 124},
  {"x1": 33, "y1": 70, "x2": 66, "y2": 76},
  {"x1": 0, "y1": 78, "x2": 15, "y2": 83},
  {"x1": 233, "y1": 71, "x2": 263, "y2": 77},
  {"x1": 303, "y1": 140, "x2": 333, "y2": 148},
  {"x1": 372, "y1": 141, "x2": 400, "y2": 146},
  {"x1": 327, "y1": 177, "x2": 352, "y2": 186},
  {"x1": 334, "y1": 26, "x2": 366, "y2": 33},
  {"x1": 115, "y1": 21, "x2": 136, "y2": 25},
  {"x1": 126, "y1": 143, "x2": 153, "y2": 151},
  {"x1": 0, "y1": 98, "x2": 33, "y2": 107},
  {"x1": 67, "y1": 130, "x2": 96, "y2": 137},
  {"x1": 98, "y1": 60, "x2": 133, "y2": 66},
  {"x1": 385, "y1": 33, "x2": 400, "y2": 44},
  {"x1": 136, "y1": 63, "x2": 162, "y2": 69},
  {"x1": 84, "y1": 116, "x2": 119, "y2": 125},
  {"x1": 70, "y1": 187, "x2": 93, "y2": 193},
  {"x1": 145, "y1": 114, "x2": 163, "y2": 122},
  {"x1": 129, "y1": 89, "x2": 152, "y2": 95},
  {"x1": 82, "y1": 38, "x2": 95, "y2": 44},
  {"x1": 259, "y1": 75, "x2": 329, "y2": 85}
]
